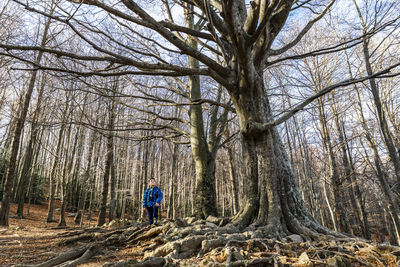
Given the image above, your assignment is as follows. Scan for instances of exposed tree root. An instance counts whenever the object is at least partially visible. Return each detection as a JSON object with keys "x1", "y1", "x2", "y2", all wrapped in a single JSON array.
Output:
[
  {"x1": 17, "y1": 217, "x2": 400, "y2": 267},
  {"x1": 15, "y1": 224, "x2": 141, "y2": 267},
  {"x1": 57, "y1": 243, "x2": 101, "y2": 267},
  {"x1": 58, "y1": 233, "x2": 95, "y2": 246},
  {"x1": 17, "y1": 245, "x2": 88, "y2": 267}
]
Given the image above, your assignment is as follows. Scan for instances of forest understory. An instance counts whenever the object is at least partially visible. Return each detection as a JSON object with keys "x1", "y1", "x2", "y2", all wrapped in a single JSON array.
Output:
[{"x1": 0, "y1": 203, "x2": 399, "y2": 267}]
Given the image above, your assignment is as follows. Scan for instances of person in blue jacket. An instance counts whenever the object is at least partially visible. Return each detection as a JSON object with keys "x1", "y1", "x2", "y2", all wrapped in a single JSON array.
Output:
[{"x1": 142, "y1": 178, "x2": 163, "y2": 225}]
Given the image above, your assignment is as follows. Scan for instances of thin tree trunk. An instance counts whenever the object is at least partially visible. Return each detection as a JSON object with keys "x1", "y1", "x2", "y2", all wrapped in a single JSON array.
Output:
[
  {"x1": 330, "y1": 95, "x2": 361, "y2": 235},
  {"x1": 1, "y1": 112, "x2": 17, "y2": 159},
  {"x1": 140, "y1": 139, "x2": 149, "y2": 219},
  {"x1": 108, "y1": 158, "x2": 116, "y2": 222},
  {"x1": 343, "y1": 50, "x2": 371, "y2": 240},
  {"x1": 363, "y1": 41, "x2": 400, "y2": 185},
  {"x1": 87, "y1": 133, "x2": 102, "y2": 221},
  {"x1": 12, "y1": 125, "x2": 25, "y2": 200},
  {"x1": 98, "y1": 93, "x2": 115, "y2": 226},
  {"x1": 27, "y1": 124, "x2": 46, "y2": 216},
  {"x1": 167, "y1": 143, "x2": 178, "y2": 219},
  {"x1": 226, "y1": 145, "x2": 239, "y2": 215},
  {"x1": 323, "y1": 175, "x2": 336, "y2": 230},
  {"x1": 132, "y1": 141, "x2": 142, "y2": 220},
  {"x1": 366, "y1": 137, "x2": 400, "y2": 244},
  {"x1": 15, "y1": 72, "x2": 46, "y2": 218},
  {"x1": 58, "y1": 123, "x2": 75, "y2": 227},
  {"x1": 46, "y1": 100, "x2": 69, "y2": 223},
  {"x1": 75, "y1": 129, "x2": 97, "y2": 224},
  {"x1": 316, "y1": 98, "x2": 345, "y2": 232},
  {"x1": 295, "y1": 120, "x2": 317, "y2": 219}
]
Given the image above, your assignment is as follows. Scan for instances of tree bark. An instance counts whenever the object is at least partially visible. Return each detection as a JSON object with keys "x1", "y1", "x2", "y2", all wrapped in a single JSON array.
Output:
[
  {"x1": 108, "y1": 158, "x2": 116, "y2": 222},
  {"x1": 167, "y1": 143, "x2": 178, "y2": 219},
  {"x1": 185, "y1": 5, "x2": 217, "y2": 219},
  {"x1": 58, "y1": 123, "x2": 75, "y2": 227},
  {"x1": 98, "y1": 94, "x2": 115, "y2": 226},
  {"x1": 226, "y1": 145, "x2": 239, "y2": 215},
  {"x1": 87, "y1": 133, "x2": 103, "y2": 221},
  {"x1": 229, "y1": 67, "x2": 339, "y2": 238}
]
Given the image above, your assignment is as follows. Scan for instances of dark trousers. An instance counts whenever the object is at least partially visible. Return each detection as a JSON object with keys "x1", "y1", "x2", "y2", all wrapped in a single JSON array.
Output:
[{"x1": 146, "y1": 205, "x2": 159, "y2": 224}]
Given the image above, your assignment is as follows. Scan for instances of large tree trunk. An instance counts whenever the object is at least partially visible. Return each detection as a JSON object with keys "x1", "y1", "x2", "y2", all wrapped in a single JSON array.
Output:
[
  {"x1": 230, "y1": 70, "x2": 339, "y2": 238},
  {"x1": 191, "y1": 132, "x2": 217, "y2": 219}
]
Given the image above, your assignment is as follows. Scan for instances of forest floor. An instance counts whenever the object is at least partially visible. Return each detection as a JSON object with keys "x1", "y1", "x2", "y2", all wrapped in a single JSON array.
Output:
[
  {"x1": 0, "y1": 202, "x2": 399, "y2": 267},
  {"x1": 0, "y1": 202, "x2": 139, "y2": 266}
]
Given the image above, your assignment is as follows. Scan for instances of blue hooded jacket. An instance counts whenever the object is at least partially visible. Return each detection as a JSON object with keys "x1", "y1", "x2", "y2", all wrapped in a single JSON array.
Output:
[{"x1": 142, "y1": 186, "x2": 163, "y2": 208}]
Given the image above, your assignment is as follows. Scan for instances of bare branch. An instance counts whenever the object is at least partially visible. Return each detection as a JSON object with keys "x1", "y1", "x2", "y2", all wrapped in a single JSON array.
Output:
[
  {"x1": 270, "y1": 0, "x2": 336, "y2": 56},
  {"x1": 246, "y1": 61, "x2": 400, "y2": 134}
]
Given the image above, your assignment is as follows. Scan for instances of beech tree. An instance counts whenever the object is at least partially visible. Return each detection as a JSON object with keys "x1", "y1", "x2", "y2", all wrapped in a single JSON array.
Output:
[{"x1": 98, "y1": 79, "x2": 117, "y2": 226}]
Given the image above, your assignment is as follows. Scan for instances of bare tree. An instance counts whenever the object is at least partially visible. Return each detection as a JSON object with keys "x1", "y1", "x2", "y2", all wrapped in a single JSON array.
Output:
[{"x1": 98, "y1": 80, "x2": 117, "y2": 226}]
